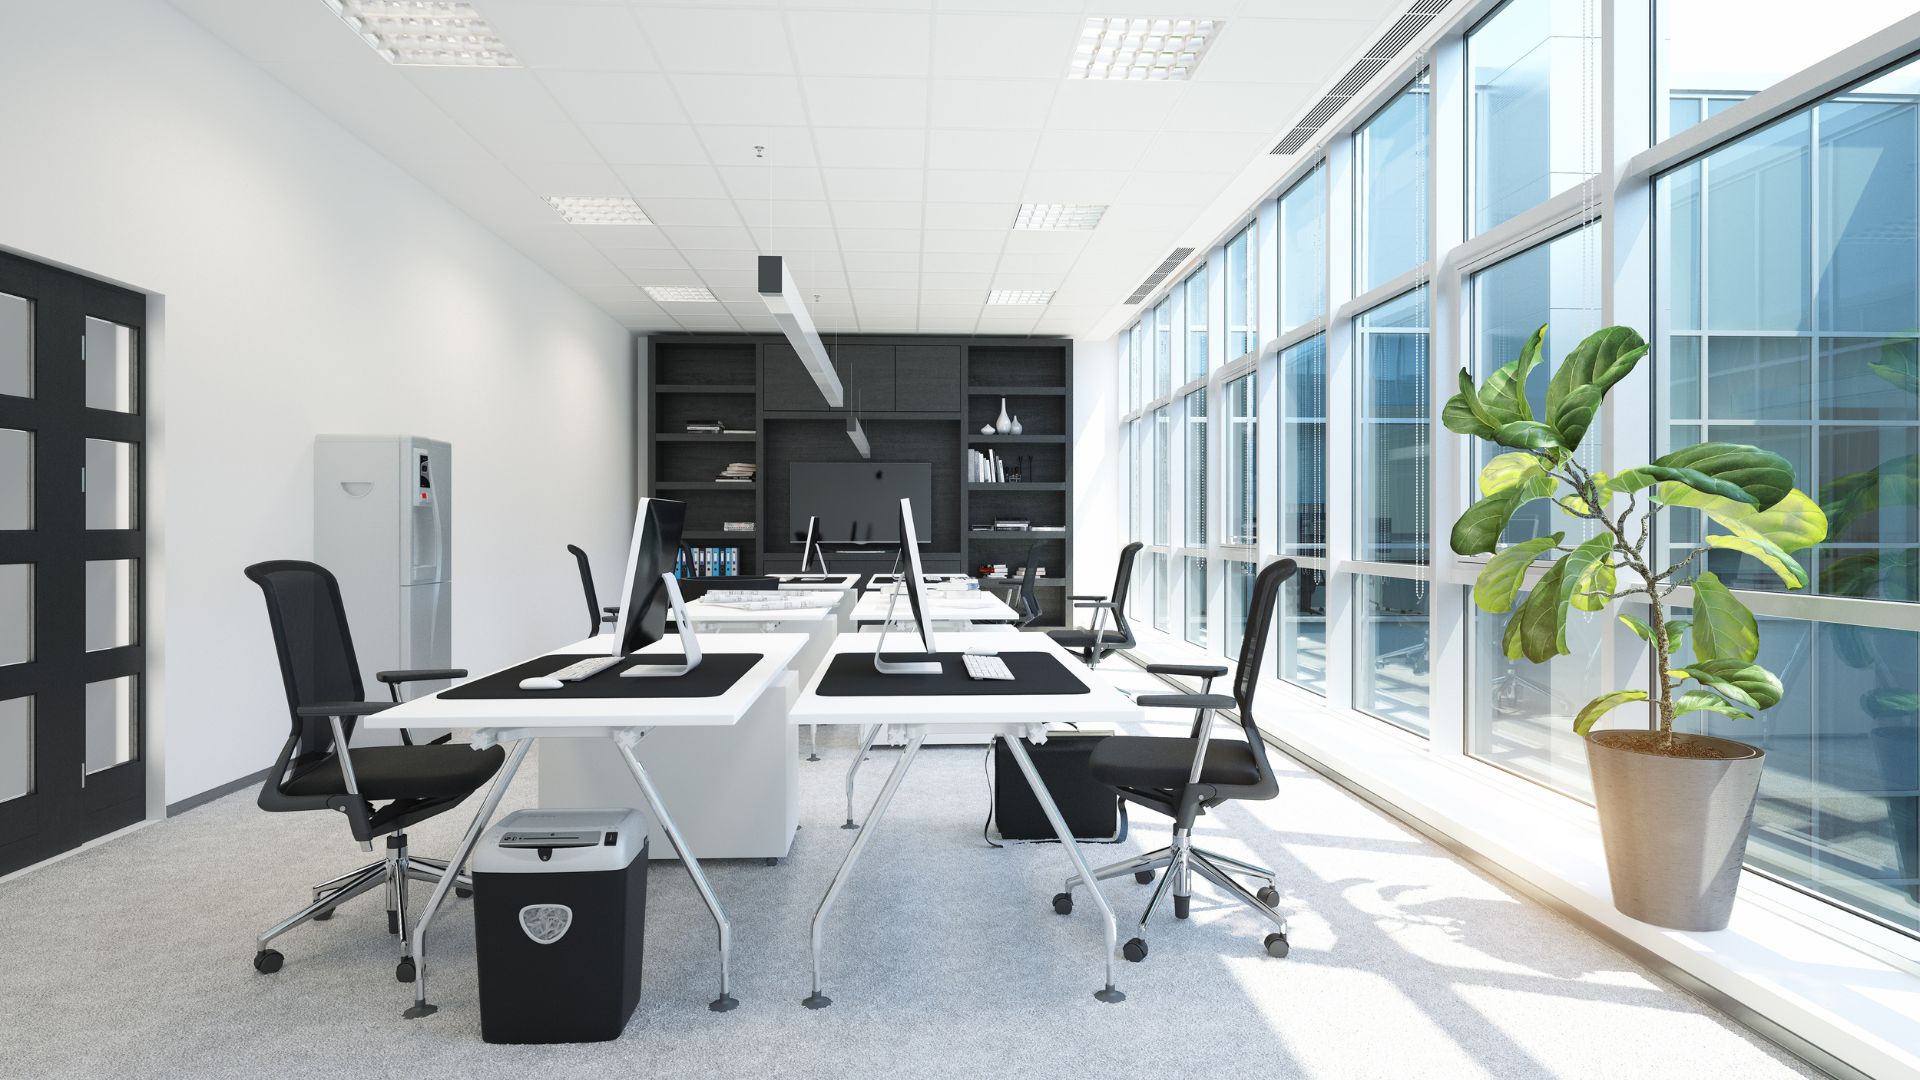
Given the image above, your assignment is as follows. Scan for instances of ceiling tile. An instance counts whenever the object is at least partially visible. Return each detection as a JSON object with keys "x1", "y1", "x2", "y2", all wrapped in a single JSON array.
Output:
[
  {"x1": 640, "y1": 198, "x2": 745, "y2": 228},
  {"x1": 572, "y1": 223, "x2": 674, "y2": 249},
  {"x1": 584, "y1": 123, "x2": 709, "y2": 165},
  {"x1": 831, "y1": 201, "x2": 924, "y2": 230},
  {"x1": 813, "y1": 128, "x2": 927, "y2": 169},
  {"x1": 801, "y1": 78, "x2": 931, "y2": 128},
  {"x1": 842, "y1": 251, "x2": 922, "y2": 273},
  {"x1": 538, "y1": 72, "x2": 685, "y2": 125},
  {"x1": 921, "y1": 271, "x2": 994, "y2": 291},
  {"x1": 918, "y1": 251, "x2": 999, "y2": 274},
  {"x1": 746, "y1": 226, "x2": 843, "y2": 251},
  {"x1": 1163, "y1": 80, "x2": 1316, "y2": 135},
  {"x1": 613, "y1": 163, "x2": 728, "y2": 200},
  {"x1": 720, "y1": 167, "x2": 829, "y2": 201},
  {"x1": 788, "y1": 11, "x2": 935, "y2": 77},
  {"x1": 925, "y1": 170, "x2": 1024, "y2": 202},
  {"x1": 837, "y1": 229, "x2": 923, "y2": 253},
  {"x1": 507, "y1": 161, "x2": 628, "y2": 198},
  {"x1": 700, "y1": 127, "x2": 819, "y2": 167},
  {"x1": 632, "y1": 7, "x2": 795, "y2": 74},
  {"x1": 931, "y1": 13, "x2": 1082, "y2": 79},
  {"x1": 1029, "y1": 130, "x2": 1145, "y2": 172},
  {"x1": 672, "y1": 75, "x2": 810, "y2": 126},
  {"x1": 475, "y1": 1, "x2": 657, "y2": 70},
  {"x1": 1044, "y1": 80, "x2": 1185, "y2": 132},
  {"x1": 1201, "y1": 17, "x2": 1374, "y2": 85},
  {"x1": 660, "y1": 225, "x2": 762, "y2": 249},
  {"x1": 928, "y1": 79, "x2": 1056, "y2": 130},
  {"x1": 923, "y1": 202, "x2": 1014, "y2": 230},
  {"x1": 1116, "y1": 171, "x2": 1219, "y2": 204},
  {"x1": 822, "y1": 168, "x2": 924, "y2": 202},
  {"x1": 407, "y1": 69, "x2": 602, "y2": 163},
  {"x1": 1141, "y1": 130, "x2": 1270, "y2": 168},
  {"x1": 1019, "y1": 169, "x2": 1129, "y2": 203},
  {"x1": 604, "y1": 248, "x2": 691, "y2": 270},
  {"x1": 926, "y1": 128, "x2": 1039, "y2": 171},
  {"x1": 922, "y1": 230, "x2": 1006, "y2": 253}
]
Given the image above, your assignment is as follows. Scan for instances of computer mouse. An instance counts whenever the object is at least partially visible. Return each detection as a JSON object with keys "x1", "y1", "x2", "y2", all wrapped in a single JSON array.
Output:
[{"x1": 518, "y1": 676, "x2": 565, "y2": 691}]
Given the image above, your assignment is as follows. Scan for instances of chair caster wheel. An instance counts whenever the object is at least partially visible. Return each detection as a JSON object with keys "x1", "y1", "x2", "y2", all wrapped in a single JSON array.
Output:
[
  {"x1": 387, "y1": 911, "x2": 400, "y2": 935},
  {"x1": 253, "y1": 949, "x2": 283, "y2": 974},
  {"x1": 1257, "y1": 885, "x2": 1280, "y2": 907},
  {"x1": 1264, "y1": 932, "x2": 1290, "y2": 958},
  {"x1": 1122, "y1": 938, "x2": 1148, "y2": 963},
  {"x1": 396, "y1": 958, "x2": 417, "y2": 983},
  {"x1": 312, "y1": 908, "x2": 334, "y2": 921},
  {"x1": 1134, "y1": 869, "x2": 1154, "y2": 884},
  {"x1": 1051, "y1": 892, "x2": 1073, "y2": 915},
  {"x1": 455, "y1": 887, "x2": 473, "y2": 899},
  {"x1": 1173, "y1": 894, "x2": 1189, "y2": 920}
]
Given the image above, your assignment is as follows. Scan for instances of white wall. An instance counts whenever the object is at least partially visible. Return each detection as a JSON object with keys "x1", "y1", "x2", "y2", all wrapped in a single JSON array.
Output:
[
  {"x1": 0, "y1": 1, "x2": 635, "y2": 809},
  {"x1": 1072, "y1": 337, "x2": 1122, "y2": 604}
]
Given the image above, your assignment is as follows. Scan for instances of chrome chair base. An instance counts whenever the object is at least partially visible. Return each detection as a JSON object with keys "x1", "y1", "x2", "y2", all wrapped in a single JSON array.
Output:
[
  {"x1": 253, "y1": 831, "x2": 473, "y2": 978},
  {"x1": 1065, "y1": 835, "x2": 1290, "y2": 955}
]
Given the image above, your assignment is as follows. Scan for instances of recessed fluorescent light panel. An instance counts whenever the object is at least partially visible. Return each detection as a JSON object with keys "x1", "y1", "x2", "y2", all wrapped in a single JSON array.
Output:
[
  {"x1": 1068, "y1": 17, "x2": 1221, "y2": 81},
  {"x1": 1014, "y1": 204, "x2": 1107, "y2": 231},
  {"x1": 644, "y1": 286, "x2": 718, "y2": 303},
  {"x1": 546, "y1": 196, "x2": 650, "y2": 226},
  {"x1": 322, "y1": 0, "x2": 520, "y2": 68},
  {"x1": 987, "y1": 290, "x2": 1054, "y2": 305}
]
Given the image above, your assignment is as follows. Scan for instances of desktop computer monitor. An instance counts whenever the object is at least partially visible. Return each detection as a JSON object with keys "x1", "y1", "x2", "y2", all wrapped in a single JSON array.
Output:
[
  {"x1": 610, "y1": 497, "x2": 702, "y2": 677},
  {"x1": 874, "y1": 497, "x2": 941, "y2": 676},
  {"x1": 800, "y1": 514, "x2": 830, "y2": 575}
]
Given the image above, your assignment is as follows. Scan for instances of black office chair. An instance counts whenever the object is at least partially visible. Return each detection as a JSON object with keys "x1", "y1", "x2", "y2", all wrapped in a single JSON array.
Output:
[
  {"x1": 244, "y1": 560, "x2": 506, "y2": 983},
  {"x1": 1054, "y1": 558, "x2": 1296, "y2": 962},
  {"x1": 1003, "y1": 543, "x2": 1044, "y2": 627},
  {"x1": 566, "y1": 544, "x2": 619, "y2": 637},
  {"x1": 1048, "y1": 541, "x2": 1142, "y2": 667}
]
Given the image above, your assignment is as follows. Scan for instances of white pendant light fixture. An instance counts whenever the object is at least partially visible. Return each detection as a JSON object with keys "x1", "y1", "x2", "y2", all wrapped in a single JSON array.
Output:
[
  {"x1": 845, "y1": 389, "x2": 871, "y2": 459},
  {"x1": 758, "y1": 254, "x2": 843, "y2": 408}
]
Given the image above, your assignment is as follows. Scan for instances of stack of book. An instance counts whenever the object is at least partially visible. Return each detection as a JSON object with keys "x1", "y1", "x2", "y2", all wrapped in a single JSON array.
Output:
[
  {"x1": 716, "y1": 463, "x2": 756, "y2": 483},
  {"x1": 685, "y1": 420, "x2": 724, "y2": 434},
  {"x1": 993, "y1": 517, "x2": 1031, "y2": 531},
  {"x1": 680, "y1": 546, "x2": 741, "y2": 576},
  {"x1": 968, "y1": 448, "x2": 1020, "y2": 483}
]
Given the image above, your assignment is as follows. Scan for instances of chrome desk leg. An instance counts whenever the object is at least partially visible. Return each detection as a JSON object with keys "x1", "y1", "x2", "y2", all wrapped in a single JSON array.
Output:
[
  {"x1": 808, "y1": 723, "x2": 820, "y2": 763},
  {"x1": 842, "y1": 723, "x2": 886, "y2": 829},
  {"x1": 805, "y1": 731, "x2": 925, "y2": 1009},
  {"x1": 1003, "y1": 738, "x2": 1124, "y2": 1003},
  {"x1": 613, "y1": 730, "x2": 739, "y2": 1013},
  {"x1": 404, "y1": 737, "x2": 530, "y2": 1020}
]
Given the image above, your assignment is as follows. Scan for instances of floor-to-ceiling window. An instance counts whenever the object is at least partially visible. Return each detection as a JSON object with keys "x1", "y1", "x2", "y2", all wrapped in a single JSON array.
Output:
[
  {"x1": 1469, "y1": 0, "x2": 1599, "y2": 232},
  {"x1": 1227, "y1": 226, "x2": 1256, "y2": 358},
  {"x1": 1357, "y1": 73, "x2": 1430, "y2": 293},
  {"x1": 1185, "y1": 268, "x2": 1210, "y2": 382}
]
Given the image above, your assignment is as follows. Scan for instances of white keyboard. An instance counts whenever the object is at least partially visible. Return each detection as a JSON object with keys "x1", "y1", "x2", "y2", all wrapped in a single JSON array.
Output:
[
  {"x1": 962, "y1": 653, "x2": 1014, "y2": 681},
  {"x1": 545, "y1": 655, "x2": 622, "y2": 682}
]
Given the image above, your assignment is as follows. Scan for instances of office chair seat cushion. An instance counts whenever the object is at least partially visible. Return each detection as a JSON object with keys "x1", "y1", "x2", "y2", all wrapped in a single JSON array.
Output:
[
  {"x1": 1047, "y1": 628, "x2": 1129, "y2": 647},
  {"x1": 282, "y1": 744, "x2": 506, "y2": 801},
  {"x1": 1090, "y1": 736, "x2": 1263, "y2": 790}
]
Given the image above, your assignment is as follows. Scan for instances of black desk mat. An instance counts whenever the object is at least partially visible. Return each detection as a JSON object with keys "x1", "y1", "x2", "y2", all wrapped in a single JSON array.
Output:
[
  {"x1": 439, "y1": 654, "x2": 761, "y2": 700},
  {"x1": 815, "y1": 651, "x2": 1090, "y2": 697}
]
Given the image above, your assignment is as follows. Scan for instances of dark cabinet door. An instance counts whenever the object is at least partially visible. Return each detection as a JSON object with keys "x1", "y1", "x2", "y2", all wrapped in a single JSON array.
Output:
[
  {"x1": 894, "y1": 346, "x2": 961, "y2": 412},
  {"x1": 762, "y1": 342, "x2": 832, "y2": 410},
  {"x1": 834, "y1": 345, "x2": 894, "y2": 412}
]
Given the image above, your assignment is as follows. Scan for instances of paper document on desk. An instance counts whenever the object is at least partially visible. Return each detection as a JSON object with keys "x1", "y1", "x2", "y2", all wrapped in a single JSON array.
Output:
[{"x1": 699, "y1": 592, "x2": 840, "y2": 611}]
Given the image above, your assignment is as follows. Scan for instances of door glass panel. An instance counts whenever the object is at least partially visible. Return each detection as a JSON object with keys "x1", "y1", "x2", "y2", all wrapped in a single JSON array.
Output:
[
  {"x1": 0, "y1": 564, "x2": 28, "y2": 665},
  {"x1": 83, "y1": 317, "x2": 135, "y2": 413},
  {"x1": 0, "y1": 429, "x2": 27, "y2": 529},
  {"x1": 0, "y1": 292, "x2": 28, "y2": 398},
  {"x1": 85, "y1": 675, "x2": 136, "y2": 775},
  {"x1": 84, "y1": 439, "x2": 135, "y2": 529},
  {"x1": 85, "y1": 560, "x2": 136, "y2": 652},
  {"x1": 0, "y1": 697, "x2": 29, "y2": 801}
]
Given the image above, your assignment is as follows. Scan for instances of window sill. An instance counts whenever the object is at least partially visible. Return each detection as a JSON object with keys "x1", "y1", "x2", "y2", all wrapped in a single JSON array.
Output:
[{"x1": 1119, "y1": 628, "x2": 1920, "y2": 1080}]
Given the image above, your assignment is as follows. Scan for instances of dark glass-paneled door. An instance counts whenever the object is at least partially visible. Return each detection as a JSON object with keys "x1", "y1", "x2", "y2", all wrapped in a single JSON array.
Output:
[{"x1": 0, "y1": 251, "x2": 146, "y2": 875}]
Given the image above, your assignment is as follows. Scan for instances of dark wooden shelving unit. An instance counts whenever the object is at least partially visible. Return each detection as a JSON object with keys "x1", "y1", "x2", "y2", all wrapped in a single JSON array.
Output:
[{"x1": 647, "y1": 334, "x2": 1073, "y2": 619}]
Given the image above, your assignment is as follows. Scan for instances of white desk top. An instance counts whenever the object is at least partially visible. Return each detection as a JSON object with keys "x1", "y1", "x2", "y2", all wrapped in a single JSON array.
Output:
[
  {"x1": 683, "y1": 596, "x2": 842, "y2": 624},
  {"x1": 850, "y1": 590, "x2": 1020, "y2": 625},
  {"x1": 367, "y1": 632, "x2": 807, "y2": 731},
  {"x1": 789, "y1": 631, "x2": 1134, "y2": 729},
  {"x1": 863, "y1": 573, "x2": 974, "y2": 589}
]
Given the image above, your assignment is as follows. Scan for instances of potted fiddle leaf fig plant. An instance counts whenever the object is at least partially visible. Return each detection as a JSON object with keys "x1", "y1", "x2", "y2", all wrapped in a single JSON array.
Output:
[{"x1": 1445, "y1": 324, "x2": 1829, "y2": 931}]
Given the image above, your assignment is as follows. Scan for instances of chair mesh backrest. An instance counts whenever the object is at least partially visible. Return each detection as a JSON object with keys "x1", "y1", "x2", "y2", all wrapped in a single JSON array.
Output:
[
  {"x1": 245, "y1": 561, "x2": 365, "y2": 756},
  {"x1": 1017, "y1": 542, "x2": 1043, "y2": 621},
  {"x1": 1109, "y1": 542, "x2": 1143, "y2": 639},
  {"x1": 1235, "y1": 560, "x2": 1297, "y2": 716},
  {"x1": 567, "y1": 544, "x2": 600, "y2": 638}
]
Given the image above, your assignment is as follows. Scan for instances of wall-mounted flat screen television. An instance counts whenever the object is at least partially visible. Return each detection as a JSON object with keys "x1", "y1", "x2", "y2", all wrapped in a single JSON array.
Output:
[{"x1": 789, "y1": 462, "x2": 933, "y2": 546}]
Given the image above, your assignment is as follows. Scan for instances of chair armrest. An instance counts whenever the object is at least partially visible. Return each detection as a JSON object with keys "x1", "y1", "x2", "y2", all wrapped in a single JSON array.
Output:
[
  {"x1": 376, "y1": 668, "x2": 467, "y2": 685},
  {"x1": 1068, "y1": 594, "x2": 1110, "y2": 602},
  {"x1": 1145, "y1": 663, "x2": 1229, "y2": 679},
  {"x1": 1071, "y1": 599, "x2": 1117, "y2": 608},
  {"x1": 1134, "y1": 693, "x2": 1237, "y2": 711},
  {"x1": 296, "y1": 701, "x2": 394, "y2": 718}
]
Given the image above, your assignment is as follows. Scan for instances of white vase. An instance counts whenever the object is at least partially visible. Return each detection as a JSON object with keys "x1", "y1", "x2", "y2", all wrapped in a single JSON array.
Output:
[
  {"x1": 995, "y1": 398, "x2": 1012, "y2": 434},
  {"x1": 1009, "y1": 416, "x2": 1024, "y2": 435},
  {"x1": 980, "y1": 424, "x2": 995, "y2": 435}
]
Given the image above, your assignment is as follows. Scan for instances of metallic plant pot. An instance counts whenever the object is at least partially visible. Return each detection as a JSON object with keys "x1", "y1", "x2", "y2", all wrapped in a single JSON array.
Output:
[{"x1": 1587, "y1": 730, "x2": 1766, "y2": 931}]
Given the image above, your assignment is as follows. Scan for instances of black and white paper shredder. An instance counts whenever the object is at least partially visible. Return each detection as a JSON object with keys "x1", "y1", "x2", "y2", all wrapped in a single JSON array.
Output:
[{"x1": 472, "y1": 808, "x2": 649, "y2": 1044}]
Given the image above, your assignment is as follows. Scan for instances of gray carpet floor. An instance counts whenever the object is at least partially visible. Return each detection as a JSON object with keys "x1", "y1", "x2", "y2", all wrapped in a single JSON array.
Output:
[{"x1": 0, "y1": 665, "x2": 1819, "y2": 1080}]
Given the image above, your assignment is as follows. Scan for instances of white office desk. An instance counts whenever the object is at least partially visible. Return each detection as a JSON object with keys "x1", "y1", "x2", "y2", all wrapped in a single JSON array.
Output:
[
  {"x1": 849, "y1": 589, "x2": 1020, "y2": 628},
  {"x1": 863, "y1": 572, "x2": 973, "y2": 588},
  {"x1": 788, "y1": 631, "x2": 1137, "y2": 1006},
  {"x1": 367, "y1": 632, "x2": 805, "y2": 1019},
  {"x1": 771, "y1": 572, "x2": 863, "y2": 591},
  {"x1": 681, "y1": 591, "x2": 852, "y2": 762}
]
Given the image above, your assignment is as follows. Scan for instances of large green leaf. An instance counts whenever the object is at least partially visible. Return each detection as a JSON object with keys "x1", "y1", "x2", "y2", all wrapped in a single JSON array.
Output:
[
  {"x1": 1610, "y1": 464, "x2": 1757, "y2": 506},
  {"x1": 1619, "y1": 612, "x2": 1691, "y2": 654},
  {"x1": 1705, "y1": 534, "x2": 1810, "y2": 589},
  {"x1": 1452, "y1": 473, "x2": 1556, "y2": 556},
  {"x1": 1455, "y1": 368, "x2": 1509, "y2": 432},
  {"x1": 1493, "y1": 420, "x2": 1565, "y2": 452},
  {"x1": 1655, "y1": 485, "x2": 1829, "y2": 553},
  {"x1": 1689, "y1": 571, "x2": 1759, "y2": 663},
  {"x1": 1653, "y1": 443, "x2": 1794, "y2": 509},
  {"x1": 1570, "y1": 551, "x2": 1616, "y2": 612},
  {"x1": 1479, "y1": 452, "x2": 1543, "y2": 496},
  {"x1": 1442, "y1": 391, "x2": 1497, "y2": 440},
  {"x1": 1618, "y1": 612, "x2": 1654, "y2": 642},
  {"x1": 1545, "y1": 326, "x2": 1648, "y2": 442},
  {"x1": 1473, "y1": 533, "x2": 1563, "y2": 613},
  {"x1": 1870, "y1": 338, "x2": 1918, "y2": 394},
  {"x1": 1478, "y1": 323, "x2": 1545, "y2": 422},
  {"x1": 1573, "y1": 690, "x2": 1649, "y2": 736},
  {"x1": 1550, "y1": 384, "x2": 1606, "y2": 453},
  {"x1": 1672, "y1": 689, "x2": 1753, "y2": 720},
  {"x1": 1502, "y1": 533, "x2": 1614, "y2": 663},
  {"x1": 1671, "y1": 658, "x2": 1783, "y2": 711}
]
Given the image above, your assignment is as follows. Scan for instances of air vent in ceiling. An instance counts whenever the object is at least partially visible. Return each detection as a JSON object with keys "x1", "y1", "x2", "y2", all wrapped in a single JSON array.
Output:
[
  {"x1": 1124, "y1": 248, "x2": 1197, "y2": 305},
  {"x1": 1270, "y1": 0, "x2": 1452, "y2": 156}
]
